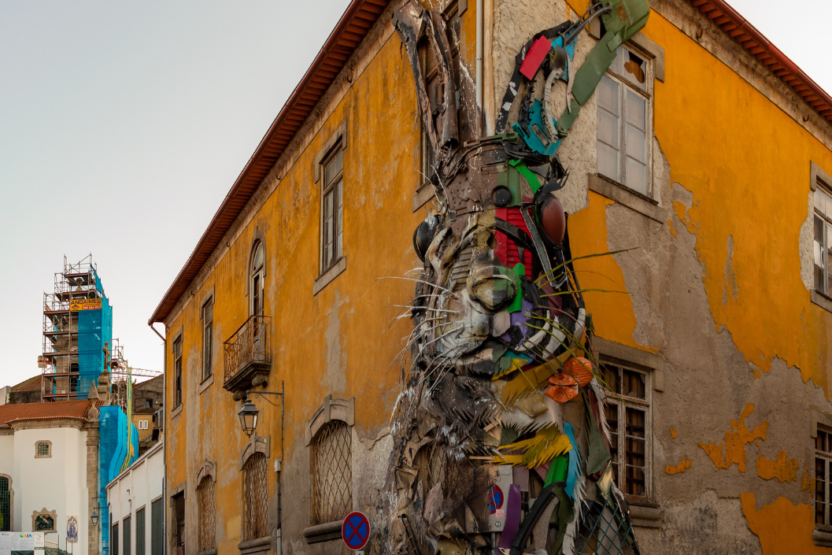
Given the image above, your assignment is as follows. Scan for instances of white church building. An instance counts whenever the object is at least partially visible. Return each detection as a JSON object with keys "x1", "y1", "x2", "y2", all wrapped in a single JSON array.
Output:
[{"x1": 0, "y1": 399, "x2": 100, "y2": 555}]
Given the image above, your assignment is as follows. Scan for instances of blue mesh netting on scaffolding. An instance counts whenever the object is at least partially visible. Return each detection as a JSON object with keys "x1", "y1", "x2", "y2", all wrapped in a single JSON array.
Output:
[{"x1": 77, "y1": 268, "x2": 112, "y2": 400}]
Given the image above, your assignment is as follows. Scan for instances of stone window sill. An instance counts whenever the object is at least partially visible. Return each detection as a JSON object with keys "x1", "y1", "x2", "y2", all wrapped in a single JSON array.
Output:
[
  {"x1": 588, "y1": 173, "x2": 662, "y2": 223},
  {"x1": 313, "y1": 257, "x2": 347, "y2": 296},
  {"x1": 171, "y1": 404, "x2": 183, "y2": 419},
  {"x1": 811, "y1": 290, "x2": 832, "y2": 314},
  {"x1": 197, "y1": 550, "x2": 217, "y2": 555},
  {"x1": 199, "y1": 374, "x2": 214, "y2": 395},
  {"x1": 303, "y1": 519, "x2": 344, "y2": 544},
  {"x1": 238, "y1": 537, "x2": 271, "y2": 555},
  {"x1": 814, "y1": 526, "x2": 832, "y2": 547},
  {"x1": 627, "y1": 499, "x2": 663, "y2": 529}
]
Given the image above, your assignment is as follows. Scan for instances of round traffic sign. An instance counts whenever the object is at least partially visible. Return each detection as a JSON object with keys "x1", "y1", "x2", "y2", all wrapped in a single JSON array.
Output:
[
  {"x1": 488, "y1": 485, "x2": 504, "y2": 514},
  {"x1": 341, "y1": 511, "x2": 370, "y2": 550}
]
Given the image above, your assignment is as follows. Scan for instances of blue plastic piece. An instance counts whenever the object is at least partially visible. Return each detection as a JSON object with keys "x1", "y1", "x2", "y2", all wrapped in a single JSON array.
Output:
[
  {"x1": 564, "y1": 423, "x2": 582, "y2": 499},
  {"x1": 512, "y1": 99, "x2": 562, "y2": 156}
]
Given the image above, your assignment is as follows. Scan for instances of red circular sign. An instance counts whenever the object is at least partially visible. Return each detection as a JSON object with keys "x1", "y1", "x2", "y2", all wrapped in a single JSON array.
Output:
[{"x1": 341, "y1": 511, "x2": 370, "y2": 550}]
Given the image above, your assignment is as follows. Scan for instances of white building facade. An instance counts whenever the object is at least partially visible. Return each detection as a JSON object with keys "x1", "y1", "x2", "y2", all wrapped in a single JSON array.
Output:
[
  {"x1": 105, "y1": 442, "x2": 164, "y2": 555},
  {"x1": 0, "y1": 400, "x2": 99, "y2": 555}
]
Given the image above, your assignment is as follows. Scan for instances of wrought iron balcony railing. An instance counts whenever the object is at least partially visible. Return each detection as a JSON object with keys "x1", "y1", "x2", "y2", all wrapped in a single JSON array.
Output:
[{"x1": 224, "y1": 315, "x2": 272, "y2": 392}]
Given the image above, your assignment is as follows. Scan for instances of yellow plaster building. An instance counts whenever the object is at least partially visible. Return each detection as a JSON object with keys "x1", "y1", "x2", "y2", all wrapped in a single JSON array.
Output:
[{"x1": 149, "y1": 0, "x2": 832, "y2": 553}]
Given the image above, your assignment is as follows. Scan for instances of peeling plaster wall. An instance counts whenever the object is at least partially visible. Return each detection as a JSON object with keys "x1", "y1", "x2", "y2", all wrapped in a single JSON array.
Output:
[
  {"x1": 488, "y1": 0, "x2": 832, "y2": 552},
  {"x1": 159, "y1": 0, "x2": 832, "y2": 552},
  {"x1": 161, "y1": 2, "x2": 486, "y2": 554}
]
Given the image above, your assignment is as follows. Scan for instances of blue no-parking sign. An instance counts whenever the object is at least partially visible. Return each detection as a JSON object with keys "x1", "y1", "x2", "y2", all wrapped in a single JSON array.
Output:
[{"x1": 341, "y1": 511, "x2": 370, "y2": 551}]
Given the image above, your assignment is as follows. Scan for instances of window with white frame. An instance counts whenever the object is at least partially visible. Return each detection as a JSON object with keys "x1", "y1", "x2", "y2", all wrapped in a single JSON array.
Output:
[
  {"x1": 601, "y1": 360, "x2": 651, "y2": 499},
  {"x1": 814, "y1": 187, "x2": 832, "y2": 296},
  {"x1": 320, "y1": 146, "x2": 344, "y2": 274},
  {"x1": 597, "y1": 44, "x2": 652, "y2": 196},
  {"x1": 816, "y1": 426, "x2": 832, "y2": 525}
]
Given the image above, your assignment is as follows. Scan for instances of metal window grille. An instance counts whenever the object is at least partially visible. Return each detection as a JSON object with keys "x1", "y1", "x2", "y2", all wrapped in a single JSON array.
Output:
[
  {"x1": 243, "y1": 453, "x2": 268, "y2": 540},
  {"x1": 311, "y1": 421, "x2": 352, "y2": 524},
  {"x1": 816, "y1": 428, "x2": 832, "y2": 524},
  {"x1": 576, "y1": 498, "x2": 638, "y2": 555},
  {"x1": 151, "y1": 499, "x2": 163, "y2": 555},
  {"x1": 37, "y1": 442, "x2": 50, "y2": 457},
  {"x1": 35, "y1": 514, "x2": 54, "y2": 531},
  {"x1": 601, "y1": 362, "x2": 651, "y2": 499},
  {"x1": 135, "y1": 508, "x2": 145, "y2": 555},
  {"x1": 197, "y1": 477, "x2": 217, "y2": 551},
  {"x1": 0, "y1": 476, "x2": 10, "y2": 532},
  {"x1": 123, "y1": 516, "x2": 131, "y2": 555}
]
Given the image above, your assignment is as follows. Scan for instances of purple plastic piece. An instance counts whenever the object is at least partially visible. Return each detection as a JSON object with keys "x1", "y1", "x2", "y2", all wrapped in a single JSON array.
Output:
[
  {"x1": 501, "y1": 300, "x2": 533, "y2": 342},
  {"x1": 497, "y1": 484, "x2": 522, "y2": 549}
]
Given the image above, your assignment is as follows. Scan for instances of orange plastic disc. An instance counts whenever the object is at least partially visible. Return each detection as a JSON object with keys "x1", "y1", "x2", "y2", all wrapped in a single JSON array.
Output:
[
  {"x1": 545, "y1": 384, "x2": 578, "y2": 403},
  {"x1": 563, "y1": 357, "x2": 593, "y2": 387}
]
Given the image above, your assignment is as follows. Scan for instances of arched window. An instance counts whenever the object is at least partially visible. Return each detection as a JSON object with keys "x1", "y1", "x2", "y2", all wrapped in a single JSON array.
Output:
[
  {"x1": 197, "y1": 476, "x2": 216, "y2": 551},
  {"x1": 0, "y1": 476, "x2": 11, "y2": 532},
  {"x1": 242, "y1": 453, "x2": 268, "y2": 540},
  {"x1": 250, "y1": 242, "x2": 265, "y2": 317},
  {"x1": 311, "y1": 421, "x2": 352, "y2": 524}
]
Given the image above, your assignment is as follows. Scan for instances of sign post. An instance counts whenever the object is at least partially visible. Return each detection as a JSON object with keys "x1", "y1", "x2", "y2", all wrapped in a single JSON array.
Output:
[{"x1": 341, "y1": 511, "x2": 370, "y2": 554}]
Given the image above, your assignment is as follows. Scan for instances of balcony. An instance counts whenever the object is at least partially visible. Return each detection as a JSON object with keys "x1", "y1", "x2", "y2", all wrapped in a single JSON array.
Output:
[{"x1": 223, "y1": 315, "x2": 272, "y2": 395}]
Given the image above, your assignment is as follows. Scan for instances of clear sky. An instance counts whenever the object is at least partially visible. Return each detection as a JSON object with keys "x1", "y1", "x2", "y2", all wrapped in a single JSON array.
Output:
[{"x1": 0, "y1": 0, "x2": 829, "y2": 388}]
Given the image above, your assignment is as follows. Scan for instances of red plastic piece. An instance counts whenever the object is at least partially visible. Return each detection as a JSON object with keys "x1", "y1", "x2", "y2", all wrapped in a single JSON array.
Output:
[
  {"x1": 520, "y1": 36, "x2": 552, "y2": 80},
  {"x1": 495, "y1": 207, "x2": 533, "y2": 280}
]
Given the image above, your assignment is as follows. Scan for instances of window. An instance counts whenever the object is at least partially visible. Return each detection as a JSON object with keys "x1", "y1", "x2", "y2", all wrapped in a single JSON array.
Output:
[
  {"x1": 137, "y1": 420, "x2": 149, "y2": 431},
  {"x1": 173, "y1": 337, "x2": 182, "y2": 408},
  {"x1": 171, "y1": 492, "x2": 185, "y2": 551},
  {"x1": 250, "y1": 242, "x2": 265, "y2": 317},
  {"x1": 320, "y1": 147, "x2": 344, "y2": 274},
  {"x1": 814, "y1": 187, "x2": 832, "y2": 296},
  {"x1": 35, "y1": 441, "x2": 51, "y2": 458},
  {"x1": 242, "y1": 453, "x2": 268, "y2": 540},
  {"x1": 311, "y1": 420, "x2": 352, "y2": 524},
  {"x1": 151, "y1": 499, "x2": 163, "y2": 555},
  {"x1": 197, "y1": 476, "x2": 216, "y2": 551},
  {"x1": 202, "y1": 297, "x2": 214, "y2": 381},
  {"x1": 0, "y1": 476, "x2": 10, "y2": 532},
  {"x1": 34, "y1": 512, "x2": 55, "y2": 532},
  {"x1": 601, "y1": 361, "x2": 651, "y2": 499},
  {"x1": 136, "y1": 508, "x2": 145, "y2": 555},
  {"x1": 145, "y1": 398, "x2": 153, "y2": 409},
  {"x1": 816, "y1": 427, "x2": 832, "y2": 525},
  {"x1": 112, "y1": 521, "x2": 119, "y2": 555},
  {"x1": 123, "y1": 515, "x2": 132, "y2": 555},
  {"x1": 597, "y1": 45, "x2": 652, "y2": 196}
]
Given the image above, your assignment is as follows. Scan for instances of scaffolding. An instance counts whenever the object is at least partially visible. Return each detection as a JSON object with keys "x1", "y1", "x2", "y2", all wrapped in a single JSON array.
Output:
[
  {"x1": 109, "y1": 339, "x2": 162, "y2": 409},
  {"x1": 40, "y1": 255, "x2": 111, "y2": 402}
]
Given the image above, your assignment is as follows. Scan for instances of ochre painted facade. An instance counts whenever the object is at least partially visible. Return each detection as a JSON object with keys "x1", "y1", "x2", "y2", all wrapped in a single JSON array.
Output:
[{"x1": 157, "y1": 0, "x2": 832, "y2": 553}]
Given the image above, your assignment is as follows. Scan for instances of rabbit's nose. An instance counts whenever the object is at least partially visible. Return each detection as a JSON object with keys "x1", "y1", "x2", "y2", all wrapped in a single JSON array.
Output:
[{"x1": 467, "y1": 251, "x2": 519, "y2": 311}]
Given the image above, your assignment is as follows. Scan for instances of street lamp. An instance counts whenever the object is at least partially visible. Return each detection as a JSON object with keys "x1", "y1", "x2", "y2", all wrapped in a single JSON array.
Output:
[
  {"x1": 237, "y1": 387, "x2": 284, "y2": 437},
  {"x1": 90, "y1": 510, "x2": 98, "y2": 528},
  {"x1": 238, "y1": 399, "x2": 259, "y2": 437}
]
